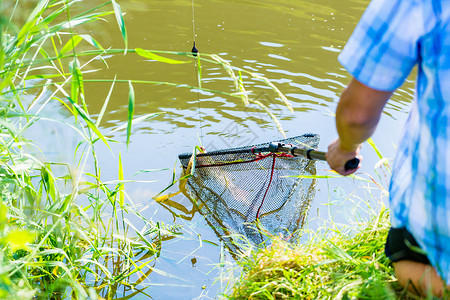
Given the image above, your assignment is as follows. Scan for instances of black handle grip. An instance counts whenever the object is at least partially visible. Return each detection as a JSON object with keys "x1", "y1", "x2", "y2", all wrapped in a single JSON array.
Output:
[
  {"x1": 344, "y1": 157, "x2": 360, "y2": 171},
  {"x1": 258, "y1": 143, "x2": 360, "y2": 171}
]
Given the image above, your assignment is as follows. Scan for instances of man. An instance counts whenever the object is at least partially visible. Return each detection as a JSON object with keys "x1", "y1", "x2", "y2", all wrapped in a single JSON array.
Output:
[{"x1": 326, "y1": 0, "x2": 450, "y2": 296}]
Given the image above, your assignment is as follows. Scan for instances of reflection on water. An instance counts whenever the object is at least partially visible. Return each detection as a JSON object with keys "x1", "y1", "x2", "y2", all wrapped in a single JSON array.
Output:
[{"x1": 83, "y1": 0, "x2": 413, "y2": 138}]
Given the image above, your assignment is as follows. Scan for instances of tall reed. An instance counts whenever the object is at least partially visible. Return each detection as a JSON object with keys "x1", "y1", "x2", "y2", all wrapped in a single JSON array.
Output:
[
  {"x1": 0, "y1": 0, "x2": 296, "y2": 298},
  {"x1": 0, "y1": 0, "x2": 179, "y2": 298}
]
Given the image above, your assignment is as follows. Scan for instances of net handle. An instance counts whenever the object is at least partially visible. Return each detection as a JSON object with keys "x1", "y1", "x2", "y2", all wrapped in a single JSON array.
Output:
[
  {"x1": 178, "y1": 138, "x2": 359, "y2": 171},
  {"x1": 268, "y1": 143, "x2": 359, "y2": 171}
]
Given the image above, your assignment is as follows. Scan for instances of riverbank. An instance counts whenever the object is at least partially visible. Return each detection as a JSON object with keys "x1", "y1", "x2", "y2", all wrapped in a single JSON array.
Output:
[
  {"x1": 225, "y1": 206, "x2": 416, "y2": 299},
  {"x1": 222, "y1": 151, "x2": 443, "y2": 300}
]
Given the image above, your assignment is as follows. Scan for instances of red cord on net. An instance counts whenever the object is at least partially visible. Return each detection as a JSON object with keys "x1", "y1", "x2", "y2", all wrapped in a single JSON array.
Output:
[
  {"x1": 195, "y1": 148, "x2": 293, "y2": 168},
  {"x1": 254, "y1": 152, "x2": 293, "y2": 219}
]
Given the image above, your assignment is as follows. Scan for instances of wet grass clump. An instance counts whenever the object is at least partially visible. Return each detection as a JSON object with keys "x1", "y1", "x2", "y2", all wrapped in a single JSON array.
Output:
[
  {"x1": 225, "y1": 144, "x2": 446, "y2": 300},
  {"x1": 226, "y1": 208, "x2": 412, "y2": 299}
]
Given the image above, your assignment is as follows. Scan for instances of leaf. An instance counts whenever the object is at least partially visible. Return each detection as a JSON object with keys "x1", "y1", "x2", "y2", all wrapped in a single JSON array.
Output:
[
  {"x1": 60, "y1": 34, "x2": 104, "y2": 56},
  {"x1": 0, "y1": 203, "x2": 7, "y2": 224},
  {"x1": 367, "y1": 138, "x2": 383, "y2": 159},
  {"x1": 111, "y1": 0, "x2": 128, "y2": 52},
  {"x1": 96, "y1": 76, "x2": 116, "y2": 126},
  {"x1": 135, "y1": 48, "x2": 191, "y2": 64},
  {"x1": 252, "y1": 73, "x2": 293, "y2": 113},
  {"x1": 154, "y1": 191, "x2": 182, "y2": 203},
  {"x1": 110, "y1": 112, "x2": 162, "y2": 133},
  {"x1": 118, "y1": 153, "x2": 124, "y2": 208},
  {"x1": 69, "y1": 58, "x2": 84, "y2": 109},
  {"x1": 252, "y1": 100, "x2": 286, "y2": 138},
  {"x1": 60, "y1": 35, "x2": 83, "y2": 56},
  {"x1": 196, "y1": 55, "x2": 202, "y2": 88},
  {"x1": 5, "y1": 229, "x2": 36, "y2": 252},
  {"x1": 67, "y1": 98, "x2": 111, "y2": 151},
  {"x1": 79, "y1": 34, "x2": 104, "y2": 51},
  {"x1": 126, "y1": 80, "x2": 135, "y2": 148}
]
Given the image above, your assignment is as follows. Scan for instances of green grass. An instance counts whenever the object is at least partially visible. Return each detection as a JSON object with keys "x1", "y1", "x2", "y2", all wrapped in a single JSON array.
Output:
[
  {"x1": 0, "y1": 0, "x2": 299, "y2": 298},
  {"x1": 225, "y1": 207, "x2": 407, "y2": 299},
  {"x1": 222, "y1": 140, "x2": 449, "y2": 300},
  {"x1": 0, "y1": 1, "x2": 172, "y2": 297}
]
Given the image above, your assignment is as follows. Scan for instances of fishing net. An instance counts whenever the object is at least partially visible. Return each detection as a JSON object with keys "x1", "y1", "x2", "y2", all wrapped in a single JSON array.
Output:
[{"x1": 179, "y1": 134, "x2": 319, "y2": 245}]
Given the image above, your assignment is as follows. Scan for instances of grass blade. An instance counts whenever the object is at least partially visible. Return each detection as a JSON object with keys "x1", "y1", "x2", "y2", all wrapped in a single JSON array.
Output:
[
  {"x1": 238, "y1": 70, "x2": 249, "y2": 105},
  {"x1": 367, "y1": 138, "x2": 383, "y2": 159},
  {"x1": 69, "y1": 58, "x2": 85, "y2": 110},
  {"x1": 60, "y1": 35, "x2": 83, "y2": 56},
  {"x1": 60, "y1": 34, "x2": 104, "y2": 56},
  {"x1": 196, "y1": 54, "x2": 202, "y2": 88},
  {"x1": 78, "y1": 34, "x2": 104, "y2": 51},
  {"x1": 252, "y1": 73, "x2": 294, "y2": 113},
  {"x1": 126, "y1": 80, "x2": 135, "y2": 148},
  {"x1": 110, "y1": 112, "x2": 162, "y2": 134},
  {"x1": 67, "y1": 97, "x2": 111, "y2": 151},
  {"x1": 17, "y1": 0, "x2": 50, "y2": 46},
  {"x1": 136, "y1": 48, "x2": 191, "y2": 64},
  {"x1": 96, "y1": 75, "x2": 116, "y2": 126},
  {"x1": 118, "y1": 152, "x2": 124, "y2": 208},
  {"x1": 111, "y1": 0, "x2": 128, "y2": 52},
  {"x1": 253, "y1": 100, "x2": 286, "y2": 138}
]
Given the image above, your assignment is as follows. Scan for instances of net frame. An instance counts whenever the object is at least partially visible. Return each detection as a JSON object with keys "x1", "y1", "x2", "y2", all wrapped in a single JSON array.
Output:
[{"x1": 179, "y1": 134, "x2": 319, "y2": 244}]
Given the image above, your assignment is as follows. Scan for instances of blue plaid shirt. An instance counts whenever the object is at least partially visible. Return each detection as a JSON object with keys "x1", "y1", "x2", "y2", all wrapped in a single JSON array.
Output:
[{"x1": 339, "y1": 0, "x2": 450, "y2": 282}]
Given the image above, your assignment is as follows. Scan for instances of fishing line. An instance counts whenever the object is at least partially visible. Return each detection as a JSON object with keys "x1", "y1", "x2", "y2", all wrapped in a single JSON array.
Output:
[
  {"x1": 191, "y1": 0, "x2": 203, "y2": 143},
  {"x1": 191, "y1": 0, "x2": 197, "y2": 47}
]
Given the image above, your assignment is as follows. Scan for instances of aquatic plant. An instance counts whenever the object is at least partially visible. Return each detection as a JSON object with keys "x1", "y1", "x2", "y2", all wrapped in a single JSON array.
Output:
[
  {"x1": 0, "y1": 1, "x2": 183, "y2": 298},
  {"x1": 0, "y1": 0, "x2": 298, "y2": 298}
]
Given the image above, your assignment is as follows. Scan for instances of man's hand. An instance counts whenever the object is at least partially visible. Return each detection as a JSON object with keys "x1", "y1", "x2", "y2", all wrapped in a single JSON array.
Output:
[{"x1": 326, "y1": 139, "x2": 361, "y2": 175}]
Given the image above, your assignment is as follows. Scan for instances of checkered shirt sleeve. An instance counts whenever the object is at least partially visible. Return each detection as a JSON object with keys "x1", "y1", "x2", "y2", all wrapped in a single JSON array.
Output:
[{"x1": 338, "y1": 0, "x2": 423, "y2": 91}]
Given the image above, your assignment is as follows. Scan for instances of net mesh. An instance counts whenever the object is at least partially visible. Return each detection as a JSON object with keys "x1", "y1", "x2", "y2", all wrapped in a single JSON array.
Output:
[{"x1": 179, "y1": 134, "x2": 319, "y2": 244}]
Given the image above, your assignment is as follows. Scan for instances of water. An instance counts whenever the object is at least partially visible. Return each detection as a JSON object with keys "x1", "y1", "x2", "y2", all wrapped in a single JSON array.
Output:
[{"x1": 35, "y1": 0, "x2": 415, "y2": 298}]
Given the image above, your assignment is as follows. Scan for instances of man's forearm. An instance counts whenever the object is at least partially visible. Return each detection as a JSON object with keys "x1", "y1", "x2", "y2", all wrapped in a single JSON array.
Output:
[
  {"x1": 335, "y1": 91, "x2": 380, "y2": 153},
  {"x1": 335, "y1": 79, "x2": 392, "y2": 153},
  {"x1": 326, "y1": 78, "x2": 392, "y2": 175}
]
